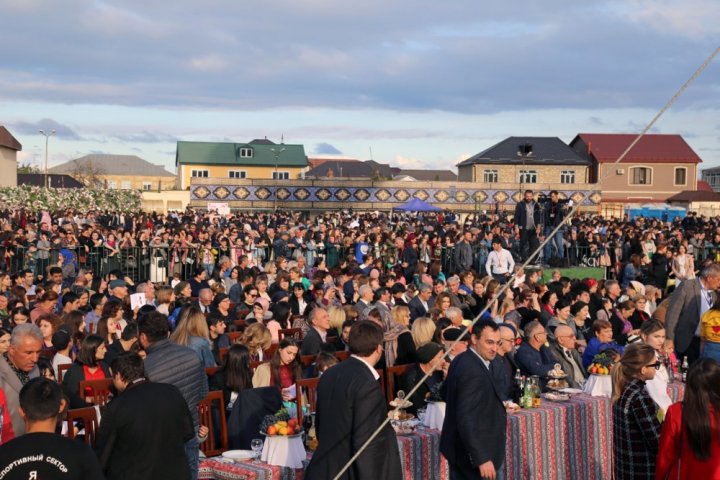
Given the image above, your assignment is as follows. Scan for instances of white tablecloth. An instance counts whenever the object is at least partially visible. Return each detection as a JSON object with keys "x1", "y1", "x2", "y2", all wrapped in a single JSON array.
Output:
[
  {"x1": 423, "y1": 401, "x2": 446, "y2": 430},
  {"x1": 583, "y1": 374, "x2": 612, "y2": 397},
  {"x1": 260, "y1": 435, "x2": 306, "y2": 469}
]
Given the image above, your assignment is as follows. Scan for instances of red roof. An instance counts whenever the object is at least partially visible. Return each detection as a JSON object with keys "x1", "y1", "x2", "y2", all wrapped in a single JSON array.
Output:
[
  {"x1": 0, "y1": 126, "x2": 21, "y2": 151},
  {"x1": 666, "y1": 190, "x2": 720, "y2": 202},
  {"x1": 697, "y1": 180, "x2": 713, "y2": 192},
  {"x1": 576, "y1": 133, "x2": 701, "y2": 164}
]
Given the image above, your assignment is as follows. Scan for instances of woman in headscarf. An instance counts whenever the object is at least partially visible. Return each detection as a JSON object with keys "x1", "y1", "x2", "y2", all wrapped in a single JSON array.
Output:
[{"x1": 366, "y1": 307, "x2": 415, "y2": 368}]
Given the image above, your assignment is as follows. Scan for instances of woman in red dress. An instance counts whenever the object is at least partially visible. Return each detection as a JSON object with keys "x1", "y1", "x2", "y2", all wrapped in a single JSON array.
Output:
[
  {"x1": 656, "y1": 358, "x2": 720, "y2": 479},
  {"x1": 60, "y1": 334, "x2": 110, "y2": 409}
]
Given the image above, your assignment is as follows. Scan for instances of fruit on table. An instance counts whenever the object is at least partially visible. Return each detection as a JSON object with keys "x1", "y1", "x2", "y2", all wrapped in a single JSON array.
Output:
[
  {"x1": 265, "y1": 418, "x2": 301, "y2": 436},
  {"x1": 588, "y1": 364, "x2": 610, "y2": 375}
]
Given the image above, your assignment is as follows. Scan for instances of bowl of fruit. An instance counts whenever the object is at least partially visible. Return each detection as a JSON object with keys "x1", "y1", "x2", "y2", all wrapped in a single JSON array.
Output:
[
  {"x1": 587, "y1": 352, "x2": 614, "y2": 376},
  {"x1": 260, "y1": 409, "x2": 303, "y2": 438}
]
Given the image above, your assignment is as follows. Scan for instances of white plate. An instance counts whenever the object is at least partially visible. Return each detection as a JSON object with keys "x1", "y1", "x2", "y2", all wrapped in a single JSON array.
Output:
[
  {"x1": 221, "y1": 450, "x2": 256, "y2": 462},
  {"x1": 559, "y1": 388, "x2": 583, "y2": 395}
]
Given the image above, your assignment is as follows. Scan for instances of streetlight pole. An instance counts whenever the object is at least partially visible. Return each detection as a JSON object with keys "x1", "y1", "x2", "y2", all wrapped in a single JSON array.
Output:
[
  {"x1": 39, "y1": 129, "x2": 56, "y2": 188},
  {"x1": 270, "y1": 147, "x2": 285, "y2": 211}
]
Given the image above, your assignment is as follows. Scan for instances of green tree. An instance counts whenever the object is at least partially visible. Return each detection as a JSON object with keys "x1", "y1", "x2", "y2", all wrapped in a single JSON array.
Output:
[{"x1": 17, "y1": 162, "x2": 41, "y2": 174}]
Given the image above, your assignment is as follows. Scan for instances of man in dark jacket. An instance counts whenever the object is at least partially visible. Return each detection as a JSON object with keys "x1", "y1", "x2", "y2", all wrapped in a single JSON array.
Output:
[
  {"x1": 513, "y1": 189, "x2": 542, "y2": 262},
  {"x1": 440, "y1": 319, "x2": 506, "y2": 479},
  {"x1": 140, "y1": 311, "x2": 208, "y2": 480},
  {"x1": 515, "y1": 320, "x2": 557, "y2": 390},
  {"x1": 305, "y1": 320, "x2": 402, "y2": 479},
  {"x1": 96, "y1": 352, "x2": 194, "y2": 479},
  {"x1": 453, "y1": 231, "x2": 474, "y2": 274}
]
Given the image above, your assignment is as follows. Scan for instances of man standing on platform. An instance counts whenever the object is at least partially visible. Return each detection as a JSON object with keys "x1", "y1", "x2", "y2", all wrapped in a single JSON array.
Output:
[
  {"x1": 514, "y1": 189, "x2": 541, "y2": 262},
  {"x1": 306, "y1": 320, "x2": 402, "y2": 479},
  {"x1": 441, "y1": 319, "x2": 506, "y2": 479}
]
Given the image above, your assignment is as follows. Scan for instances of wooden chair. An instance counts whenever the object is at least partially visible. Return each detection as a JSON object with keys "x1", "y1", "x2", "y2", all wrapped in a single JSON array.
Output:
[
  {"x1": 279, "y1": 328, "x2": 302, "y2": 341},
  {"x1": 264, "y1": 344, "x2": 278, "y2": 358},
  {"x1": 227, "y1": 331, "x2": 243, "y2": 344},
  {"x1": 300, "y1": 354, "x2": 316, "y2": 368},
  {"x1": 79, "y1": 378, "x2": 113, "y2": 406},
  {"x1": 205, "y1": 367, "x2": 220, "y2": 378},
  {"x1": 296, "y1": 377, "x2": 320, "y2": 420},
  {"x1": 386, "y1": 364, "x2": 414, "y2": 404},
  {"x1": 376, "y1": 369, "x2": 386, "y2": 395},
  {"x1": 335, "y1": 351, "x2": 350, "y2": 362},
  {"x1": 57, "y1": 363, "x2": 72, "y2": 383},
  {"x1": 218, "y1": 348, "x2": 229, "y2": 364},
  {"x1": 198, "y1": 390, "x2": 228, "y2": 457},
  {"x1": 232, "y1": 319, "x2": 247, "y2": 331},
  {"x1": 67, "y1": 406, "x2": 100, "y2": 447}
]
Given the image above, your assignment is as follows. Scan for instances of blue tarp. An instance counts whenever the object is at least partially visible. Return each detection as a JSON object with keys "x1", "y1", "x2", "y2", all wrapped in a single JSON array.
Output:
[{"x1": 395, "y1": 198, "x2": 442, "y2": 212}]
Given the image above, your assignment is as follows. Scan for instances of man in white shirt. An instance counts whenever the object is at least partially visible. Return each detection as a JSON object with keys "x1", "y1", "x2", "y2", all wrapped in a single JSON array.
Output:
[{"x1": 485, "y1": 238, "x2": 515, "y2": 283}]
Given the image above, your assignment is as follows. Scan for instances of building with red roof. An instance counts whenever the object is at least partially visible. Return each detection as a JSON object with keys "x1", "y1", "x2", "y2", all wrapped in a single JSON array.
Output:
[{"x1": 570, "y1": 133, "x2": 701, "y2": 204}]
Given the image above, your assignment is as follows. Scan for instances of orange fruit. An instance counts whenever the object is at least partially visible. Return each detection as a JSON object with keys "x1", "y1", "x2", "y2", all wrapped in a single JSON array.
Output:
[
  {"x1": 279, "y1": 427, "x2": 289, "y2": 436},
  {"x1": 267, "y1": 425, "x2": 277, "y2": 436}
]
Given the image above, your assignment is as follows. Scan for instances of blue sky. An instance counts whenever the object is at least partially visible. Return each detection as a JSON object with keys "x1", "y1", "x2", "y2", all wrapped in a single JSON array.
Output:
[{"x1": 1, "y1": 0, "x2": 719, "y2": 174}]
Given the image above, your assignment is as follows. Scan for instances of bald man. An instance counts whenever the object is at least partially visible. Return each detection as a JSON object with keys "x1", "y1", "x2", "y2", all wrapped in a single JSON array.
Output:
[{"x1": 549, "y1": 325, "x2": 587, "y2": 388}]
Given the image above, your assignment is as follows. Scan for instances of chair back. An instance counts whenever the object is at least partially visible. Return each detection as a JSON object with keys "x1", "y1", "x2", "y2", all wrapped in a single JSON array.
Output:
[
  {"x1": 296, "y1": 377, "x2": 320, "y2": 420},
  {"x1": 264, "y1": 343, "x2": 278, "y2": 358},
  {"x1": 300, "y1": 354, "x2": 316, "y2": 368},
  {"x1": 79, "y1": 378, "x2": 113, "y2": 406},
  {"x1": 250, "y1": 360, "x2": 268, "y2": 372},
  {"x1": 335, "y1": 351, "x2": 350, "y2": 362},
  {"x1": 198, "y1": 390, "x2": 228, "y2": 457},
  {"x1": 218, "y1": 347, "x2": 229, "y2": 364},
  {"x1": 227, "y1": 331, "x2": 243, "y2": 343},
  {"x1": 57, "y1": 363, "x2": 72, "y2": 383},
  {"x1": 67, "y1": 407, "x2": 99, "y2": 447},
  {"x1": 205, "y1": 366, "x2": 220, "y2": 378},
  {"x1": 376, "y1": 368, "x2": 386, "y2": 395},
  {"x1": 279, "y1": 328, "x2": 302, "y2": 341},
  {"x1": 386, "y1": 363, "x2": 414, "y2": 404}
]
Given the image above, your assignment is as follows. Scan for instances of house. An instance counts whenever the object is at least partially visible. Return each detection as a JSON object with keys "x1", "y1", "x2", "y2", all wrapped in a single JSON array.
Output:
[
  {"x1": 305, "y1": 159, "x2": 397, "y2": 179},
  {"x1": 394, "y1": 169, "x2": 457, "y2": 182},
  {"x1": 457, "y1": 136, "x2": 591, "y2": 186},
  {"x1": 49, "y1": 154, "x2": 175, "y2": 191},
  {"x1": 18, "y1": 173, "x2": 84, "y2": 188},
  {"x1": 666, "y1": 190, "x2": 720, "y2": 218},
  {"x1": 701, "y1": 166, "x2": 720, "y2": 192},
  {"x1": 570, "y1": 133, "x2": 701, "y2": 204},
  {"x1": 176, "y1": 139, "x2": 308, "y2": 189},
  {"x1": 0, "y1": 126, "x2": 21, "y2": 187}
]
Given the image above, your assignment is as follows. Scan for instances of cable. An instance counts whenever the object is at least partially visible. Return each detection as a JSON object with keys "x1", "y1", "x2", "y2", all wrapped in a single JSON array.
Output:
[{"x1": 331, "y1": 45, "x2": 720, "y2": 480}]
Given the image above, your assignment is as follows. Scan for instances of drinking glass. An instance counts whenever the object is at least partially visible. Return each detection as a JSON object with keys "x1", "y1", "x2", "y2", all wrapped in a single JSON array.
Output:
[
  {"x1": 417, "y1": 407, "x2": 427, "y2": 426},
  {"x1": 250, "y1": 438, "x2": 263, "y2": 460}
]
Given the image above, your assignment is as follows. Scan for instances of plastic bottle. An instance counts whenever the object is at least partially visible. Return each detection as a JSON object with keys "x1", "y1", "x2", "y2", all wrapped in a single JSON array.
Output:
[{"x1": 681, "y1": 357, "x2": 689, "y2": 382}]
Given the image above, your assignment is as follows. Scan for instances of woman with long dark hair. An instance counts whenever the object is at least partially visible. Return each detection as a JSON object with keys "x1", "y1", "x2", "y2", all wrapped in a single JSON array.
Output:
[
  {"x1": 252, "y1": 337, "x2": 301, "y2": 401},
  {"x1": 210, "y1": 344, "x2": 253, "y2": 413},
  {"x1": 656, "y1": 358, "x2": 720, "y2": 478},
  {"x1": 61, "y1": 334, "x2": 110, "y2": 409}
]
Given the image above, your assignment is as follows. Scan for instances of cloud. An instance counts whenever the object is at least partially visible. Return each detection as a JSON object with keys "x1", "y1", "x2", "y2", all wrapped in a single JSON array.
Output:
[
  {"x1": 109, "y1": 131, "x2": 178, "y2": 143},
  {"x1": 11, "y1": 118, "x2": 83, "y2": 140},
  {"x1": 0, "y1": 1, "x2": 716, "y2": 114},
  {"x1": 394, "y1": 154, "x2": 432, "y2": 170},
  {"x1": 313, "y1": 142, "x2": 343, "y2": 155}
]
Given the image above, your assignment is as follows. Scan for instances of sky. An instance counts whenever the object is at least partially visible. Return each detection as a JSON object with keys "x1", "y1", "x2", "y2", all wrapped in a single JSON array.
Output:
[{"x1": 1, "y1": 0, "x2": 719, "y2": 175}]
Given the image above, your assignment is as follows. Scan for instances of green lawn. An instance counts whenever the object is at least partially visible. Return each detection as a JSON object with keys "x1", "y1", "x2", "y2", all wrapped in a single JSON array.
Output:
[{"x1": 541, "y1": 267, "x2": 606, "y2": 283}]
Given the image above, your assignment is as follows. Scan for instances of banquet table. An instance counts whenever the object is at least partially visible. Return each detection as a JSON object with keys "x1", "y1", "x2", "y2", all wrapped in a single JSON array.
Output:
[
  {"x1": 199, "y1": 427, "x2": 448, "y2": 480},
  {"x1": 505, "y1": 394, "x2": 612, "y2": 480}
]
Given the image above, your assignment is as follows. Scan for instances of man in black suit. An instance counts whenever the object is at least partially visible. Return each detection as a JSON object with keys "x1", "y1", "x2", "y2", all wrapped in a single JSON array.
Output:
[
  {"x1": 441, "y1": 319, "x2": 506, "y2": 479},
  {"x1": 305, "y1": 320, "x2": 402, "y2": 479},
  {"x1": 513, "y1": 189, "x2": 542, "y2": 262},
  {"x1": 300, "y1": 307, "x2": 329, "y2": 357},
  {"x1": 409, "y1": 283, "x2": 433, "y2": 323},
  {"x1": 96, "y1": 352, "x2": 195, "y2": 479}
]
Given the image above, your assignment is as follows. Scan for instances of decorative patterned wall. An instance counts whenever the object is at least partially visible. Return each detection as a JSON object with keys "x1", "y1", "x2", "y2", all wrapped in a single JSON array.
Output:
[{"x1": 190, "y1": 179, "x2": 602, "y2": 211}]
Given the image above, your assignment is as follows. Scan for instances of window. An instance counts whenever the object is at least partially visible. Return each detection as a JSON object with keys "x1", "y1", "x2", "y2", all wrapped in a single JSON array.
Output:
[
  {"x1": 674, "y1": 167, "x2": 687, "y2": 186},
  {"x1": 108, "y1": 180, "x2": 117, "y2": 189},
  {"x1": 560, "y1": 170, "x2": 575, "y2": 184},
  {"x1": 518, "y1": 170, "x2": 537, "y2": 184},
  {"x1": 272, "y1": 171, "x2": 290, "y2": 180},
  {"x1": 229, "y1": 170, "x2": 247, "y2": 179},
  {"x1": 240, "y1": 148, "x2": 253, "y2": 158},
  {"x1": 483, "y1": 169, "x2": 498, "y2": 183},
  {"x1": 191, "y1": 169, "x2": 209, "y2": 178},
  {"x1": 630, "y1": 167, "x2": 652, "y2": 185},
  {"x1": 121, "y1": 181, "x2": 132, "y2": 190},
  {"x1": 143, "y1": 181, "x2": 153, "y2": 191}
]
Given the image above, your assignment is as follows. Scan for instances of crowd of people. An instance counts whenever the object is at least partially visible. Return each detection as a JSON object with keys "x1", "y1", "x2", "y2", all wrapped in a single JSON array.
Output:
[{"x1": 0, "y1": 195, "x2": 719, "y2": 479}]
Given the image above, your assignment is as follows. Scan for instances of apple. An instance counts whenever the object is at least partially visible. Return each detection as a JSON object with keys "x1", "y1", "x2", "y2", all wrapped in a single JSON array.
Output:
[{"x1": 267, "y1": 425, "x2": 277, "y2": 436}]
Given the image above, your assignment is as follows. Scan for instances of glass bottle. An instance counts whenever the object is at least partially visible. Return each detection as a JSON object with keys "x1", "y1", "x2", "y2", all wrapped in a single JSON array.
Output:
[{"x1": 530, "y1": 375, "x2": 542, "y2": 408}]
